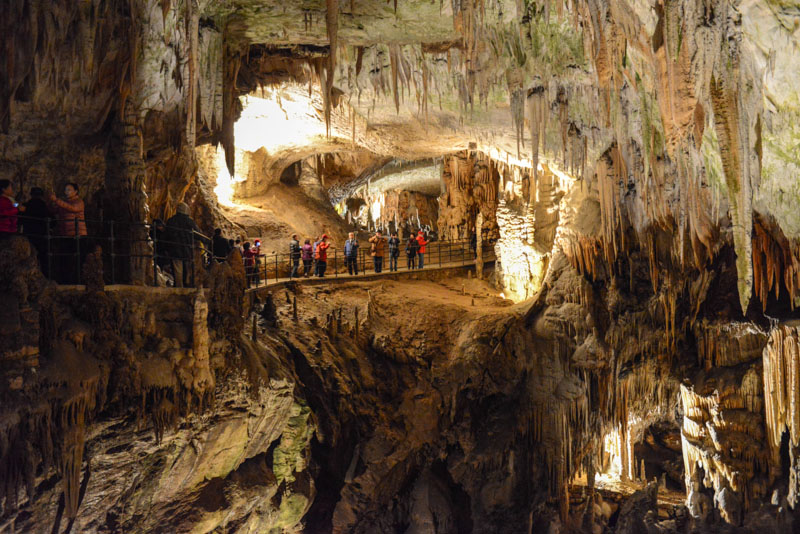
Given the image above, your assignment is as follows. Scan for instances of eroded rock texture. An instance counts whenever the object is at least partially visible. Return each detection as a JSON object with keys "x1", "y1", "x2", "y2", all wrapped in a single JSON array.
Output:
[{"x1": 0, "y1": 241, "x2": 317, "y2": 533}]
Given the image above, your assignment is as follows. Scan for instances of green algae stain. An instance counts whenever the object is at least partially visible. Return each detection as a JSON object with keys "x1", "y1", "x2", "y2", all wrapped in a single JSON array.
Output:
[{"x1": 272, "y1": 400, "x2": 314, "y2": 485}]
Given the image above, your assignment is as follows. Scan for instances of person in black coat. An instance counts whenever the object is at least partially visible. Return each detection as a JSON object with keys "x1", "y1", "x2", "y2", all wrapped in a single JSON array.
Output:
[
  {"x1": 22, "y1": 187, "x2": 53, "y2": 275},
  {"x1": 150, "y1": 218, "x2": 169, "y2": 269},
  {"x1": 166, "y1": 202, "x2": 201, "y2": 287},
  {"x1": 212, "y1": 228, "x2": 231, "y2": 262}
]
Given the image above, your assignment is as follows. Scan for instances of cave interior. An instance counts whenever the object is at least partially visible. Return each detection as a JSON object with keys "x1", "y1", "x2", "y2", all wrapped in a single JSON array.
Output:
[{"x1": 2, "y1": 0, "x2": 800, "y2": 533}]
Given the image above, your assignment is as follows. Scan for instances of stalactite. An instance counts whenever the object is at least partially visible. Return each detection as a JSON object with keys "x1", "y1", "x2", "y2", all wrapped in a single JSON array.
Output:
[
  {"x1": 709, "y1": 72, "x2": 754, "y2": 315},
  {"x1": 421, "y1": 49, "x2": 429, "y2": 121},
  {"x1": 557, "y1": 86, "x2": 568, "y2": 165},
  {"x1": 184, "y1": 0, "x2": 199, "y2": 147},
  {"x1": 324, "y1": 0, "x2": 339, "y2": 136},
  {"x1": 527, "y1": 84, "x2": 547, "y2": 189},
  {"x1": 221, "y1": 46, "x2": 242, "y2": 176},
  {"x1": 753, "y1": 216, "x2": 800, "y2": 311},
  {"x1": 355, "y1": 45, "x2": 364, "y2": 76},
  {"x1": 390, "y1": 45, "x2": 400, "y2": 114},
  {"x1": 763, "y1": 325, "x2": 800, "y2": 457},
  {"x1": 696, "y1": 322, "x2": 766, "y2": 372}
]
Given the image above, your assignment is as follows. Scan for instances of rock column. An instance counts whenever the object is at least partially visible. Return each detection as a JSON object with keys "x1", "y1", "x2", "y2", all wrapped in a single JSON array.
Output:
[{"x1": 476, "y1": 212, "x2": 483, "y2": 279}]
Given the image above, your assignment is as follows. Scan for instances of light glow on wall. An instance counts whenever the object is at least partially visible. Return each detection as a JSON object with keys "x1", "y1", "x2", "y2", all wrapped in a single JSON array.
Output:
[
  {"x1": 234, "y1": 88, "x2": 329, "y2": 152},
  {"x1": 212, "y1": 85, "x2": 338, "y2": 206},
  {"x1": 213, "y1": 146, "x2": 243, "y2": 207}
]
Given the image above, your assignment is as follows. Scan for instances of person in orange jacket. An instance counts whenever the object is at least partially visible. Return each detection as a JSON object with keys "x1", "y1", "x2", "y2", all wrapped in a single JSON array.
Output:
[
  {"x1": 49, "y1": 183, "x2": 87, "y2": 283},
  {"x1": 369, "y1": 230, "x2": 387, "y2": 273},
  {"x1": 415, "y1": 230, "x2": 429, "y2": 269},
  {"x1": 49, "y1": 183, "x2": 87, "y2": 237}
]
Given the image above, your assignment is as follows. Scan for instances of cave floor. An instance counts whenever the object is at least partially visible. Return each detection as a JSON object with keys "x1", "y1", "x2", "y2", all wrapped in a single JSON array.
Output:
[
  {"x1": 570, "y1": 474, "x2": 686, "y2": 519},
  {"x1": 271, "y1": 275, "x2": 519, "y2": 323}
]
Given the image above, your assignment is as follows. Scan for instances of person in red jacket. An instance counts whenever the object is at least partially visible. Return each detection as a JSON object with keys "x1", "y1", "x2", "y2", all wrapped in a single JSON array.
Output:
[
  {"x1": 0, "y1": 180, "x2": 24, "y2": 237},
  {"x1": 415, "y1": 230, "x2": 429, "y2": 269},
  {"x1": 316, "y1": 234, "x2": 332, "y2": 277},
  {"x1": 243, "y1": 241, "x2": 259, "y2": 287}
]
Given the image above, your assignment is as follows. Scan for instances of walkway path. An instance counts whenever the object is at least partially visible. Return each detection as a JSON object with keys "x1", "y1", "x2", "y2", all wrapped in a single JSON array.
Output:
[{"x1": 247, "y1": 257, "x2": 496, "y2": 294}]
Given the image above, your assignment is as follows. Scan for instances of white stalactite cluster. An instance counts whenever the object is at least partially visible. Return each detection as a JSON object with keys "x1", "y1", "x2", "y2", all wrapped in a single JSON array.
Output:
[
  {"x1": 762, "y1": 322, "x2": 800, "y2": 508},
  {"x1": 679, "y1": 322, "x2": 770, "y2": 521},
  {"x1": 763, "y1": 324, "x2": 800, "y2": 452}
]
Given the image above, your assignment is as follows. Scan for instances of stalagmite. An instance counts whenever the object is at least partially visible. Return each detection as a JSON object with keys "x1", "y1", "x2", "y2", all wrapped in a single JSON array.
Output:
[{"x1": 476, "y1": 212, "x2": 484, "y2": 279}]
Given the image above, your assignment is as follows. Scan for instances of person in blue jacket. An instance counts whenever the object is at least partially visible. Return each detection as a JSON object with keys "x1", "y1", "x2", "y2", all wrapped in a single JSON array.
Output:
[{"x1": 344, "y1": 232, "x2": 359, "y2": 275}]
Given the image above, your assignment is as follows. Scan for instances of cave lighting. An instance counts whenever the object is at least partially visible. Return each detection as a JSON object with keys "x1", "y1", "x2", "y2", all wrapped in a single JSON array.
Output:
[
  {"x1": 213, "y1": 146, "x2": 243, "y2": 207},
  {"x1": 596, "y1": 420, "x2": 639, "y2": 487},
  {"x1": 234, "y1": 87, "x2": 329, "y2": 152},
  {"x1": 213, "y1": 85, "x2": 335, "y2": 206},
  {"x1": 369, "y1": 193, "x2": 384, "y2": 225},
  {"x1": 601, "y1": 427, "x2": 625, "y2": 481},
  {"x1": 481, "y1": 145, "x2": 534, "y2": 169}
]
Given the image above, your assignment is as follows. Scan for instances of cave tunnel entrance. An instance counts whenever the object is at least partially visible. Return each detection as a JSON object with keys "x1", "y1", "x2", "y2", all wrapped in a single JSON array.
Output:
[{"x1": 329, "y1": 157, "x2": 443, "y2": 239}]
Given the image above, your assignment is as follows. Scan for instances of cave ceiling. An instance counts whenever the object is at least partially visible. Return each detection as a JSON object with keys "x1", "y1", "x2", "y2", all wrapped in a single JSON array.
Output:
[{"x1": 227, "y1": 0, "x2": 461, "y2": 46}]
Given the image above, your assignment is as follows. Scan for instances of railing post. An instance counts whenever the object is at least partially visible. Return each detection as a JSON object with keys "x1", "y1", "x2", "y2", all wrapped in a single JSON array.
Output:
[
  {"x1": 46, "y1": 218, "x2": 52, "y2": 280},
  {"x1": 109, "y1": 220, "x2": 115, "y2": 285},
  {"x1": 274, "y1": 253, "x2": 278, "y2": 282},
  {"x1": 191, "y1": 230, "x2": 196, "y2": 288},
  {"x1": 74, "y1": 218, "x2": 80, "y2": 284},
  {"x1": 438, "y1": 240, "x2": 442, "y2": 268},
  {"x1": 152, "y1": 223, "x2": 158, "y2": 287},
  {"x1": 334, "y1": 248, "x2": 338, "y2": 278}
]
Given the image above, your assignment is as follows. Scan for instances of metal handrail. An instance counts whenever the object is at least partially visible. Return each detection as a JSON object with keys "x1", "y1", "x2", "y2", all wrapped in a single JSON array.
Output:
[
  {"x1": 1, "y1": 214, "x2": 211, "y2": 287},
  {"x1": 2, "y1": 212, "x2": 493, "y2": 289},
  {"x1": 240, "y1": 236, "x2": 495, "y2": 288}
]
